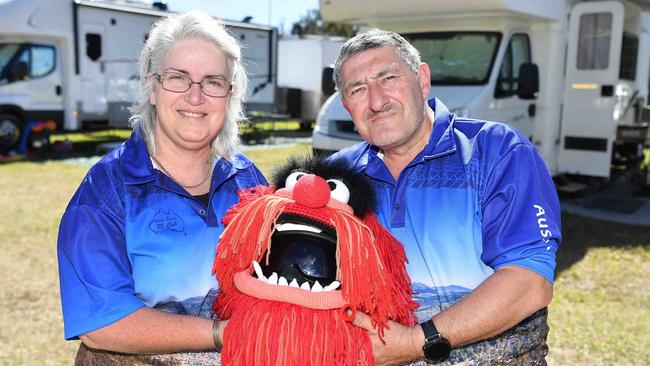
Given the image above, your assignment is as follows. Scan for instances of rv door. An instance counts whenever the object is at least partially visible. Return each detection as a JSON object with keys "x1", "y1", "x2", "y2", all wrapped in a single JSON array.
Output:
[
  {"x1": 79, "y1": 23, "x2": 108, "y2": 115},
  {"x1": 558, "y1": 1, "x2": 624, "y2": 178}
]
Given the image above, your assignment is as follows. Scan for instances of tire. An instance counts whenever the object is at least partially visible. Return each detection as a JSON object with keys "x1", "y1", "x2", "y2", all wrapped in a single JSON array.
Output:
[{"x1": 0, "y1": 114, "x2": 22, "y2": 153}]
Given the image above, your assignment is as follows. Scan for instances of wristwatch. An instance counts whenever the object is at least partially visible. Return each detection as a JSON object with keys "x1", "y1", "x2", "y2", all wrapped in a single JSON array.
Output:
[{"x1": 420, "y1": 319, "x2": 451, "y2": 363}]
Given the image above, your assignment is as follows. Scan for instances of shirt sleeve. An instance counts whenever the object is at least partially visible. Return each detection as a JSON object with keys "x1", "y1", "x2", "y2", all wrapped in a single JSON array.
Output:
[
  {"x1": 480, "y1": 143, "x2": 562, "y2": 283},
  {"x1": 58, "y1": 197, "x2": 144, "y2": 340}
]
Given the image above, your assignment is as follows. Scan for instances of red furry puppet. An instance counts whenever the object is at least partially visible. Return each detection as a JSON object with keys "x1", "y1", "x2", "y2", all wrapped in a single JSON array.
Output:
[{"x1": 212, "y1": 156, "x2": 418, "y2": 365}]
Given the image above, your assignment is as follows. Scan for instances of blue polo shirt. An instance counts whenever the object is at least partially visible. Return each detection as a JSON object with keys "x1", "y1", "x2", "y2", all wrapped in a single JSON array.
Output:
[
  {"x1": 330, "y1": 98, "x2": 561, "y2": 320},
  {"x1": 57, "y1": 131, "x2": 266, "y2": 340}
]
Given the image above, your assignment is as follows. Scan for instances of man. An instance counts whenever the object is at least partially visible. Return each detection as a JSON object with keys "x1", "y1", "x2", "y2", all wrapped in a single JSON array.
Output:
[{"x1": 329, "y1": 29, "x2": 561, "y2": 365}]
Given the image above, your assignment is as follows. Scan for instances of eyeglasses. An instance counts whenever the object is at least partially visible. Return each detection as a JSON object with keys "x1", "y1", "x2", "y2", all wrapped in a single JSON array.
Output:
[{"x1": 153, "y1": 71, "x2": 232, "y2": 98}]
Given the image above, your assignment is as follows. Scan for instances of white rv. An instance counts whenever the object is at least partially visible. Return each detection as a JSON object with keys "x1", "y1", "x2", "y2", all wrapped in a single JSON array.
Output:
[
  {"x1": 0, "y1": 0, "x2": 278, "y2": 152},
  {"x1": 312, "y1": 0, "x2": 650, "y2": 184},
  {"x1": 278, "y1": 35, "x2": 345, "y2": 125}
]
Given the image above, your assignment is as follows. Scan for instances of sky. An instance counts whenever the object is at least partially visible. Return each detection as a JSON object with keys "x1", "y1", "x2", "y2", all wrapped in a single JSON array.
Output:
[{"x1": 161, "y1": 0, "x2": 320, "y2": 34}]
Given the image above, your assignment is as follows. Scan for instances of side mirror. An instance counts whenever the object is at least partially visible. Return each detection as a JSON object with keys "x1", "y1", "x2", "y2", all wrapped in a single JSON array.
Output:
[
  {"x1": 517, "y1": 63, "x2": 539, "y2": 99},
  {"x1": 321, "y1": 66, "x2": 335, "y2": 96}
]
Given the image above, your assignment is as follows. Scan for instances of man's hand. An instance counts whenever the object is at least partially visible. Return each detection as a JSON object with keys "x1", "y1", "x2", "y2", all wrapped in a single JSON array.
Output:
[{"x1": 347, "y1": 308, "x2": 424, "y2": 366}]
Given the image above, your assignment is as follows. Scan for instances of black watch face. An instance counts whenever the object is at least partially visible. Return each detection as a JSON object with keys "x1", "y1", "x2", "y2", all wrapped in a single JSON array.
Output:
[{"x1": 424, "y1": 338, "x2": 452, "y2": 362}]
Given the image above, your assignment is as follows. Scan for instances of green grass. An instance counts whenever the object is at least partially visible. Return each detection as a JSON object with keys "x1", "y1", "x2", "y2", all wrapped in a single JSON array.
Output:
[
  {"x1": 547, "y1": 213, "x2": 650, "y2": 365},
  {"x1": 47, "y1": 121, "x2": 309, "y2": 146},
  {"x1": 240, "y1": 120, "x2": 306, "y2": 134},
  {"x1": 0, "y1": 161, "x2": 90, "y2": 365},
  {"x1": 242, "y1": 144, "x2": 313, "y2": 177},
  {"x1": 0, "y1": 144, "x2": 648, "y2": 365},
  {"x1": 49, "y1": 129, "x2": 132, "y2": 144}
]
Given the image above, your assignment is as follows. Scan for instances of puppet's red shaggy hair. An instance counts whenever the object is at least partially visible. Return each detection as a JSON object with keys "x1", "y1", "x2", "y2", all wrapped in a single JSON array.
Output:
[{"x1": 213, "y1": 186, "x2": 417, "y2": 365}]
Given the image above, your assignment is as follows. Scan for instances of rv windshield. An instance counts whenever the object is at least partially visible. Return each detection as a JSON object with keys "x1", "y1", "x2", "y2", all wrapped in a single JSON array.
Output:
[
  {"x1": 404, "y1": 32, "x2": 501, "y2": 85},
  {"x1": 0, "y1": 43, "x2": 21, "y2": 81}
]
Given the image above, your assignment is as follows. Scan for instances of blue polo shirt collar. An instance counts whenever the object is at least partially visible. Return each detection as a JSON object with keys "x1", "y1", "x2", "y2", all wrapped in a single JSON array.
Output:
[
  {"x1": 363, "y1": 97, "x2": 457, "y2": 179},
  {"x1": 120, "y1": 131, "x2": 156, "y2": 185},
  {"x1": 422, "y1": 97, "x2": 457, "y2": 160},
  {"x1": 119, "y1": 130, "x2": 246, "y2": 194}
]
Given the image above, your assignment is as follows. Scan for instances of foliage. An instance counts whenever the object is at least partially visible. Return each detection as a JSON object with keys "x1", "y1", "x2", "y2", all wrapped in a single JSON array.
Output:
[{"x1": 291, "y1": 9, "x2": 357, "y2": 38}]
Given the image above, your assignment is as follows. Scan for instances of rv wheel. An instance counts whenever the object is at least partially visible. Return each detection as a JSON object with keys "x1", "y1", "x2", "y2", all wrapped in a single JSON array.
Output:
[{"x1": 0, "y1": 114, "x2": 22, "y2": 153}]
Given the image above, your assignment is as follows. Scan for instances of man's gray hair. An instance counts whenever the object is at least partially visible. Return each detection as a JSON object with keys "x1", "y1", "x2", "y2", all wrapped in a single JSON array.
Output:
[
  {"x1": 129, "y1": 11, "x2": 247, "y2": 160},
  {"x1": 333, "y1": 29, "x2": 422, "y2": 94}
]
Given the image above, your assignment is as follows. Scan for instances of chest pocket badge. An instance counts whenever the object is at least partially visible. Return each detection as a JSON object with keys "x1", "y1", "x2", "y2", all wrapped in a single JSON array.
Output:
[{"x1": 149, "y1": 209, "x2": 186, "y2": 235}]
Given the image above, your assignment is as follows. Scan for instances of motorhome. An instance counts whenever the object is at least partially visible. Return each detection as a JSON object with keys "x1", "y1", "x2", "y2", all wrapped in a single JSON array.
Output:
[
  {"x1": 312, "y1": 0, "x2": 650, "y2": 184},
  {"x1": 0, "y1": 0, "x2": 278, "y2": 152},
  {"x1": 277, "y1": 35, "x2": 345, "y2": 126}
]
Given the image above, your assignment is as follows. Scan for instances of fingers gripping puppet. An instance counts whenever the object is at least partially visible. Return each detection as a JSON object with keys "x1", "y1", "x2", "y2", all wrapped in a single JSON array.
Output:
[{"x1": 212, "y1": 156, "x2": 418, "y2": 365}]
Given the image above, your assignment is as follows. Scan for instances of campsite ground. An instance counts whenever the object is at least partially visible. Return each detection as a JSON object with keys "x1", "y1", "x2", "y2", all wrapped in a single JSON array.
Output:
[{"x1": 0, "y1": 141, "x2": 647, "y2": 365}]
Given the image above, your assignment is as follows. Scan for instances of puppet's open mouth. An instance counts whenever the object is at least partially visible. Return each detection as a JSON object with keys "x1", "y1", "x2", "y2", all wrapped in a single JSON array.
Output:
[{"x1": 251, "y1": 214, "x2": 340, "y2": 292}]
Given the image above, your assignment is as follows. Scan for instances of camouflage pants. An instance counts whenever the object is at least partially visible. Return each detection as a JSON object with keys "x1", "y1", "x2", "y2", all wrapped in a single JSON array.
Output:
[{"x1": 74, "y1": 343, "x2": 220, "y2": 366}]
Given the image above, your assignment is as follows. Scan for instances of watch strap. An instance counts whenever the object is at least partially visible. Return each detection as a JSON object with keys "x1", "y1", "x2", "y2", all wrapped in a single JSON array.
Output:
[
  {"x1": 420, "y1": 319, "x2": 440, "y2": 343},
  {"x1": 420, "y1": 319, "x2": 451, "y2": 363}
]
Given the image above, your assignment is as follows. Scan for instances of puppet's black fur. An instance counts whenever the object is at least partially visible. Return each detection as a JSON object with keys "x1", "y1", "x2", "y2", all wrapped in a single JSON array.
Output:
[{"x1": 271, "y1": 155, "x2": 376, "y2": 217}]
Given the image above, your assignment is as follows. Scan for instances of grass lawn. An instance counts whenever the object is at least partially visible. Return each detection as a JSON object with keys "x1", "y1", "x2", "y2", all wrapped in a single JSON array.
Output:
[
  {"x1": 548, "y1": 214, "x2": 650, "y2": 365},
  {"x1": 0, "y1": 143, "x2": 648, "y2": 365},
  {"x1": 49, "y1": 129, "x2": 132, "y2": 144}
]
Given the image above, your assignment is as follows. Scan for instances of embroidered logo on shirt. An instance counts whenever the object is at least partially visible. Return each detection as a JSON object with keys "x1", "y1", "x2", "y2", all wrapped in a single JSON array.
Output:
[{"x1": 150, "y1": 209, "x2": 186, "y2": 235}]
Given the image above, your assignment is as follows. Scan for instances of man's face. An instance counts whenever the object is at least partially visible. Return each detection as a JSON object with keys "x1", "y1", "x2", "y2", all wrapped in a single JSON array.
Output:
[{"x1": 340, "y1": 46, "x2": 431, "y2": 153}]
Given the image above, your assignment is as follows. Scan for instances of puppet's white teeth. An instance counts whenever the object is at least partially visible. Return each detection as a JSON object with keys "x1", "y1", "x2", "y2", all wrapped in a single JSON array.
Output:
[
  {"x1": 323, "y1": 281, "x2": 340, "y2": 291},
  {"x1": 267, "y1": 272, "x2": 278, "y2": 285},
  {"x1": 250, "y1": 264, "x2": 339, "y2": 291},
  {"x1": 278, "y1": 276, "x2": 289, "y2": 286},
  {"x1": 275, "y1": 223, "x2": 322, "y2": 234},
  {"x1": 311, "y1": 281, "x2": 323, "y2": 292},
  {"x1": 252, "y1": 261, "x2": 267, "y2": 281}
]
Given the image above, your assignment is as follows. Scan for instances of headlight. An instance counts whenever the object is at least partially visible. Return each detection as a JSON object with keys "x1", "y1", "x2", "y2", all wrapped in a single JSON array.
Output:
[
  {"x1": 314, "y1": 118, "x2": 329, "y2": 135},
  {"x1": 451, "y1": 107, "x2": 470, "y2": 118}
]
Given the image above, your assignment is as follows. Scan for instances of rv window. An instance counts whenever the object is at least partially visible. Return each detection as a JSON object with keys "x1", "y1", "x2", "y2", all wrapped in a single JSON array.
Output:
[
  {"x1": 11, "y1": 48, "x2": 30, "y2": 81},
  {"x1": 496, "y1": 34, "x2": 531, "y2": 98},
  {"x1": 405, "y1": 32, "x2": 501, "y2": 85},
  {"x1": 86, "y1": 33, "x2": 102, "y2": 61},
  {"x1": 619, "y1": 32, "x2": 638, "y2": 81},
  {"x1": 577, "y1": 13, "x2": 612, "y2": 70},
  {"x1": 0, "y1": 44, "x2": 20, "y2": 79},
  {"x1": 30, "y1": 45, "x2": 55, "y2": 77},
  {"x1": 0, "y1": 43, "x2": 55, "y2": 82}
]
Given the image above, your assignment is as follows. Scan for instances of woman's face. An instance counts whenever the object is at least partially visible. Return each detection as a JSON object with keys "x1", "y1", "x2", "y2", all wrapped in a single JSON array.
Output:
[{"x1": 149, "y1": 38, "x2": 231, "y2": 154}]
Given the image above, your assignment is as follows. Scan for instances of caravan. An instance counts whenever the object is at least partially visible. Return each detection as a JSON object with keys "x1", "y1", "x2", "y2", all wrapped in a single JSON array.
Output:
[
  {"x1": 277, "y1": 35, "x2": 345, "y2": 127},
  {"x1": 0, "y1": 0, "x2": 278, "y2": 152},
  {"x1": 312, "y1": 0, "x2": 650, "y2": 184}
]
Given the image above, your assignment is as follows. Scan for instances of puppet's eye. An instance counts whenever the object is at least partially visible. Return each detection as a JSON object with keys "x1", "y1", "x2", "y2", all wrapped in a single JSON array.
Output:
[
  {"x1": 285, "y1": 171, "x2": 307, "y2": 189},
  {"x1": 327, "y1": 179, "x2": 350, "y2": 204}
]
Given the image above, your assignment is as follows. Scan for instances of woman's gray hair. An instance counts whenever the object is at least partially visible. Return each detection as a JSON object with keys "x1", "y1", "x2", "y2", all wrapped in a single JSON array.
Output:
[
  {"x1": 333, "y1": 29, "x2": 421, "y2": 95},
  {"x1": 129, "y1": 11, "x2": 247, "y2": 160}
]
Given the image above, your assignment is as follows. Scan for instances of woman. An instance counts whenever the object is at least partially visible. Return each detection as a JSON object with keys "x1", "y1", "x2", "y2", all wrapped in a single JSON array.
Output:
[{"x1": 57, "y1": 11, "x2": 266, "y2": 364}]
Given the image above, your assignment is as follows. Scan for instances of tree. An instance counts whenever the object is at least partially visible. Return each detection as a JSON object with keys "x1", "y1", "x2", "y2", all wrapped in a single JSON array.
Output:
[{"x1": 291, "y1": 9, "x2": 357, "y2": 37}]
